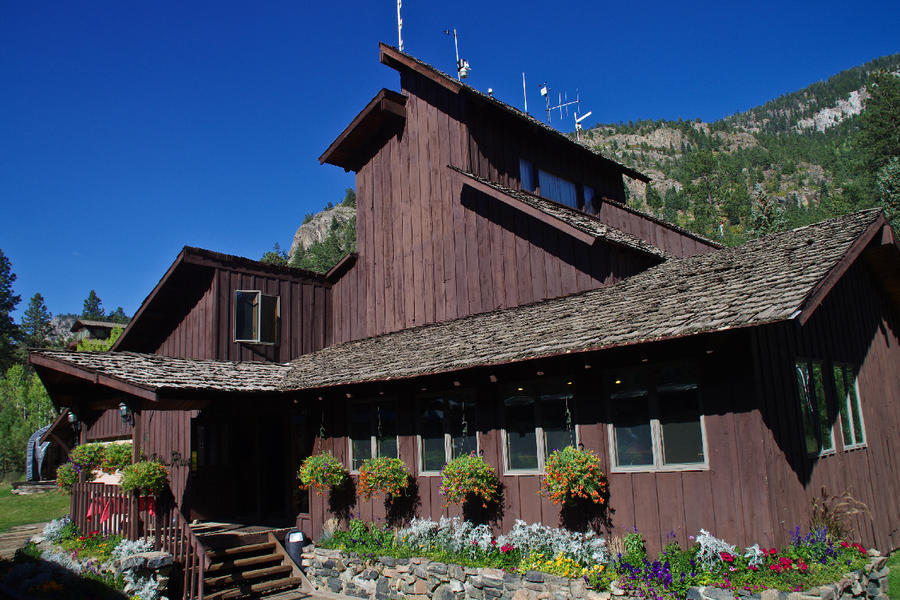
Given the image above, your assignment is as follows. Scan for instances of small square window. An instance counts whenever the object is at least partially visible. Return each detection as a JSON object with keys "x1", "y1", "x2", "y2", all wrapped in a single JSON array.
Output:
[{"x1": 234, "y1": 290, "x2": 279, "y2": 344}]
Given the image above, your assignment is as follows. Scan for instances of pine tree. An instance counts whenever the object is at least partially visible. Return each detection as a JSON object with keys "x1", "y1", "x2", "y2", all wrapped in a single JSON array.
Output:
[
  {"x1": 0, "y1": 250, "x2": 21, "y2": 373},
  {"x1": 748, "y1": 184, "x2": 786, "y2": 238},
  {"x1": 260, "y1": 243, "x2": 289, "y2": 266},
  {"x1": 20, "y1": 293, "x2": 52, "y2": 348},
  {"x1": 107, "y1": 306, "x2": 130, "y2": 324},
  {"x1": 82, "y1": 290, "x2": 104, "y2": 320}
]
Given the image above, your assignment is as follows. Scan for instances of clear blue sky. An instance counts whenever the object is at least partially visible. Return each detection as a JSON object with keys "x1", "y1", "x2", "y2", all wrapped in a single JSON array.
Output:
[{"x1": 2, "y1": 1, "x2": 898, "y2": 320}]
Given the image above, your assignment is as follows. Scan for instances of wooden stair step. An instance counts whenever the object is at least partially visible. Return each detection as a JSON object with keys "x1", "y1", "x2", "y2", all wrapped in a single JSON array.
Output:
[
  {"x1": 207, "y1": 542, "x2": 276, "y2": 559},
  {"x1": 205, "y1": 564, "x2": 292, "y2": 588},
  {"x1": 204, "y1": 576, "x2": 304, "y2": 600},
  {"x1": 206, "y1": 553, "x2": 283, "y2": 573}
]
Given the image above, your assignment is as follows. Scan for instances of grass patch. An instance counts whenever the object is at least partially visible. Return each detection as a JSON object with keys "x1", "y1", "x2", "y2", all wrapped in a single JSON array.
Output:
[
  {"x1": 0, "y1": 483, "x2": 69, "y2": 532},
  {"x1": 888, "y1": 551, "x2": 898, "y2": 600}
]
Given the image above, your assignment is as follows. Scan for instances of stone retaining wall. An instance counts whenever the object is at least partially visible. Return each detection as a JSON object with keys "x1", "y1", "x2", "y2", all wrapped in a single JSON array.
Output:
[{"x1": 301, "y1": 547, "x2": 890, "y2": 600}]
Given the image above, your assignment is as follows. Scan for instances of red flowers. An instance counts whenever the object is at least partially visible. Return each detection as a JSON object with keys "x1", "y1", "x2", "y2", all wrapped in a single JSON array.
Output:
[
  {"x1": 719, "y1": 552, "x2": 735, "y2": 563},
  {"x1": 500, "y1": 543, "x2": 514, "y2": 554}
]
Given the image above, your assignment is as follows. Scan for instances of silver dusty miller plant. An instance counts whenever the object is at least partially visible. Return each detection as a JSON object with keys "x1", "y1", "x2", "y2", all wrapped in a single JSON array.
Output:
[
  {"x1": 695, "y1": 529, "x2": 737, "y2": 569},
  {"x1": 496, "y1": 519, "x2": 609, "y2": 565}
]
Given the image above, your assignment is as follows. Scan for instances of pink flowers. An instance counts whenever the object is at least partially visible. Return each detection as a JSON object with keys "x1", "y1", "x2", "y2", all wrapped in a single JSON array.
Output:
[
  {"x1": 719, "y1": 552, "x2": 734, "y2": 563},
  {"x1": 500, "y1": 543, "x2": 514, "y2": 554}
]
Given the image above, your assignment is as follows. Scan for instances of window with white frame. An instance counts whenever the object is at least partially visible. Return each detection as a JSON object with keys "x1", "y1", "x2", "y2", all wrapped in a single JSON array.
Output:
[
  {"x1": 832, "y1": 363, "x2": 865, "y2": 449},
  {"x1": 794, "y1": 359, "x2": 835, "y2": 456},
  {"x1": 234, "y1": 290, "x2": 279, "y2": 344},
  {"x1": 501, "y1": 379, "x2": 577, "y2": 473},
  {"x1": 608, "y1": 366, "x2": 707, "y2": 471},
  {"x1": 418, "y1": 390, "x2": 477, "y2": 473},
  {"x1": 349, "y1": 400, "x2": 398, "y2": 471}
]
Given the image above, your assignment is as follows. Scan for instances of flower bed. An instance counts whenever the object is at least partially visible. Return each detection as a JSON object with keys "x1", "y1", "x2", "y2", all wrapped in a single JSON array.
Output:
[
  {"x1": 0, "y1": 516, "x2": 172, "y2": 600},
  {"x1": 307, "y1": 519, "x2": 890, "y2": 600}
]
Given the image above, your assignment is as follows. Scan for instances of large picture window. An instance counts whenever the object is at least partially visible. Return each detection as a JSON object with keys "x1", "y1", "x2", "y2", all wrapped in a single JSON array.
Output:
[
  {"x1": 608, "y1": 366, "x2": 707, "y2": 471},
  {"x1": 832, "y1": 363, "x2": 865, "y2": 449},
  {"x1": 418, "y1": 390, "x2": 477, "y2": 473},
  {"x1": 349, "y1": 400, "x2": 398, "y2": 471},
  {"x1": 501, "y1": 380, "x2": 577, "y2": 473},
  {"x1": 234, "y1": 290, "x2": 279, "y2": 344},
  {"x1": 794, "y1": 360, "x2": 834, "y2": 456}
]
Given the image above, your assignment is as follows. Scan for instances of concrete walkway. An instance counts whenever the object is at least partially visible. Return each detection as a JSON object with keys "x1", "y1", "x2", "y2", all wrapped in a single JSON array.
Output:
[{"x1": 0, "y1": 523, "x2": 44, "y2": 559}]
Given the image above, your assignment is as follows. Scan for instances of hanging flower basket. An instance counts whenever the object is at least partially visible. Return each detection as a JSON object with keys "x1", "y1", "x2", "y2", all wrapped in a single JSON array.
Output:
[
  {"x1": 297, "y1": 452, "x2": 348, "y2": 495},
  {"x1": 119, "y1": 460, "x2": 169, "y2": 495},
  {"x1": 357, "y1": 456, "x2": 410, "y2": 500},
  {"x1": 438, "y1": 452, "x2": 500, "y2": 508},
  {"x1": 540, "y1": 446, "x2": 608, "y2": 506}
]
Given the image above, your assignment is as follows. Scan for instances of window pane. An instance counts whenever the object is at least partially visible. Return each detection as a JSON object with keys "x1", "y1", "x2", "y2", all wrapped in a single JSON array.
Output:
[
  {"x1": 350, "y1": 408, "x2": 371, "y2": 470},
  {"x1": 234, "y1": 291, "x2": 258, "y2": 341},
  {"x1": 519, "y1": 159, "x2": 535, "y2": 192},
  {"x1": 812, "y1": 362, "x2": 833, "y2": 452},
  {"x1": 611, "y1": 391, "x2": 653, "y2": 467},
  {"x1": 376, "y1": 403, "x2": 398, "y2": 458},
  {"x1": 541, "y1": 390, "x2": 575, "y2": 456},
  {"x1": 538, "y1": 169, "x2": 578, "y2": 208},
  {"x1": 795, "y1": 362, "x2": 820, "y2": 455},
  {"x1": 448, "y1": 395, "x2": 477, "y2": 459},
  {"x1": 658, "y1": 384, "x2": 704, "y2": 465},
  {"x1": 833, "y1": 365, "x2": 853, "y2": 446},
  {"x1": 584, "y1": 186, "x2": 595, "y2": 210},
  {"x1": 846, "y1": 368, "x2": 865, "y2": 445},
  {"x1": 420, "y1": 398, "x2": 446, "y2": 471},
  {"x1": 259, "y1": 295, "x2": 279, "y2": 344},
  {"x1": 504, "y1": 391, "x2": 538, "y2": 470}
]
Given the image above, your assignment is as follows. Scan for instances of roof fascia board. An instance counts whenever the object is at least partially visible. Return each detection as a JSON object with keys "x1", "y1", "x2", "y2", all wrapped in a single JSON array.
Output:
[
  {"x1": 182, "y1": 247, "x2": 328, "y2": 283},
  {"x1": 451, "y1": 167, "x2": 598, "y2": 247},
  {"x1": 796, "y1": 215, "x2": 889, "y2": 326},
  {"x1": 29, "y1": 353, "x2": 159, "y2": 402},
  {"x1": 380, "y1": 44, "x2": 462, "y2": 94},
  {"x1": 325, "y1": 252, "x2": 358, "y2": 282},
  {"x1": 319, "y1": 88, "x2": 408, "y2": 169},
  {"x1": 111, "y1": 248, "x2": 188, "y2": 350},
  {"x1": 39, "y1": 409, "x2": 70, "y2": 446}
]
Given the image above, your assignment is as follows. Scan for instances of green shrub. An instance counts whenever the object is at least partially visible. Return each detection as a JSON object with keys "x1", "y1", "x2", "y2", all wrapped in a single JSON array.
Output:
[
  {"x1": 68, "y1": 443, "x2": 105, "y2": 473},
  {"x1": 56, "y1": 462, "x2": 77, "y2": 492},
  {"x1": 99, "y1": 443, "x2": 132, "y2": 474},
  {"x1": 297, "y1": 452, "x2": 347, "y2": 495},
  {"x1": 119, "y1": 460, "x2": 168, "y2": 495}
]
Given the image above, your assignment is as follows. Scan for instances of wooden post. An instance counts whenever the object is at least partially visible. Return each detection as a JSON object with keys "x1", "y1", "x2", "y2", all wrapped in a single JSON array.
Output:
[{"x1": 132, "y1": 409, "x2": 142, "y2": 463}]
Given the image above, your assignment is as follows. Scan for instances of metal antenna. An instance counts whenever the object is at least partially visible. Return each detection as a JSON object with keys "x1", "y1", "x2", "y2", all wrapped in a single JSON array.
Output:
[
  {"x1": 542, "y1": 81, "x2": 581, "y2": 125},
  {"x1": 397, "y1": 0, "x2": 403, "y2": 51},
  {"x1": 443, "y1": 28, "x2": 470, "y2": 79},
  {"x1": 522, "y1": 73, "x2": 528, "y2": 114},
  {"x1": 575, "y1": 110, "x2": 593, "y2": 140}
]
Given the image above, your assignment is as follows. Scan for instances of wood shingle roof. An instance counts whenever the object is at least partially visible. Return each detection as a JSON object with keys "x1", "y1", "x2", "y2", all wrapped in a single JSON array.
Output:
[{"x1": 279, "y1": 209, "x2": 889, "y2": 390}]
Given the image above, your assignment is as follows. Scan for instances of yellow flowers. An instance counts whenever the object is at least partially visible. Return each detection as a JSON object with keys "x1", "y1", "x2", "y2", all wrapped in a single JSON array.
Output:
[{"x1": 518, "y1": 551, "x2": 604, "y2": 579}]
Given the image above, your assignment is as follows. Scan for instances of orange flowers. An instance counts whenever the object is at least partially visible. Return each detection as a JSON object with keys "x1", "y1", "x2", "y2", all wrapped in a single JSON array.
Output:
[{"x1": 540, "y1": 446, "x2": 608, "y2": 506}]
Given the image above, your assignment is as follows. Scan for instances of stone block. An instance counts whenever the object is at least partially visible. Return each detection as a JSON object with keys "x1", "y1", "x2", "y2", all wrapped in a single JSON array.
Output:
[
  {"x1": 450, "y1": 579, "x2": 466, "y2": 593},
  {"x1": 512, "y1": 590, "x2": 534, "y2": 600},
  {"x1": 524, "y1": 583, "x2": 546, "y2": 592},
  {"x1": 850, "y1": 580, "x2": 863, "y2": 596},
  {"x1": 376, "y1": 577, "x2": 392, "y2": 596},
  {"x1": 416, "y1": 566, "x2": 429, "y2": 579},
  {"x1": 381, "y1": 556, "x2": 397, "y2": 567},
  {"x1": 465, "y1": 583, "x2": 485, "y2": 600},
  {"x1": 430, "y1": 562, "x2": 449, "y2": 575},
  {"x1": 326, "y1": 577, "x2": 344, "y2": 592},
  {"x1": 383, "y1": 567, "x2": 399, "y2": 578},
  {"x1": 344, "y1": 582, "x2": 369, "y2": 598},
  {"x1": 450, "y1": 564, "x2": 466, "y2": 581},
  {"x1": 585, "y1": 592, "x2": 611, "y2": 600},
  {"x1": 525, "y1": 571, "x2": 544, "y2": 584},
  {"x1": 482, "y1": 576, "x2": 504, "y2": 589},
  {"x1": 484, "y1": 587, "x2": 503, "y2": 598},
  {"x1": 434, "y1": 584, "x2": 456, "y2": 600},
  {"x1": 481, "y1": 568, "x2": 505, "y2": 579},
  {"x1": 569, "y1": 578, "x2": 587, "y2": 598}
]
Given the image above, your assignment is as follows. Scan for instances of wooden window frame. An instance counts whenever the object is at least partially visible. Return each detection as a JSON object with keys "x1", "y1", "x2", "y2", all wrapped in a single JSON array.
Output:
[
  {"x1": 794, "y1": 358, "x2": 836, "y2": 458},
  {"x1": 833, "y1": 362, "x2": 866, "y2": 451},
  {"x1": 233, "y1": 290, "x2": 280, "y2": 345},
  {"x1": 607, "y1": 383, "x2": 709, "y2": 473},
  {"x1": 347, "y1": 399, "x2": 399, "y2": 474},
  {"x1": 500, "y1": 380, "x2": 579, "y2": 476},
  {"x1": 416, "y1": 390, "x2": 479, "y2": 476}
]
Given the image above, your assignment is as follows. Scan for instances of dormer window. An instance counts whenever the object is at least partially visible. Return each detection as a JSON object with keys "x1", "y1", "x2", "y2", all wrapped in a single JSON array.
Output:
[{"x1": 234, "y1": 290, "x2": 279, "y2": 344}]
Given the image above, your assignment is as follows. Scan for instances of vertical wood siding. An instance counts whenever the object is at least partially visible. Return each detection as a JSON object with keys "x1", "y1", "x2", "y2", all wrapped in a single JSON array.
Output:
[
  {"x1": 139, "y1": 409, "x2": 194, "y2": 510},
  {"x1": 85, "y1": 408, "x2": 133, "y2": 441},
  {"x1": 330, "y1": 74, "x2": 664, "y2": 344},
  {"x1": 155, "y1": 268, "x2": 329, "y2": 362},
  {"x1": 750, "y1": 262, "x2": 900, "y2": 553}
]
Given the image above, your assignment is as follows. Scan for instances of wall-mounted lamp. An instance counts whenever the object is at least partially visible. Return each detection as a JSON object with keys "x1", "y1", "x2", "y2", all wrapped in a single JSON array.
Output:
[
  {"x1": 118, "y1": 402, "x2": 134, "y2": 426},
  {"x1": 67, "y1": 410, "x2": 81, "y2": 433}
]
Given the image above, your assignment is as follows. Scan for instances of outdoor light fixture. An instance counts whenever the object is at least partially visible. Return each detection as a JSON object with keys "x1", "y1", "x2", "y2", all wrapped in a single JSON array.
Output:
[
  {"x1": 67, "y1": 410, "x2": 81, "y2": 433},
  {"x1": 118, "y1": 402, "x2": 134, "y2": 426}
]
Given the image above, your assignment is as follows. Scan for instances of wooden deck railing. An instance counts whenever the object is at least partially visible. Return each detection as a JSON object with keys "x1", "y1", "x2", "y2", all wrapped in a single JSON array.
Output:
[{"x1": 70, "y1": 482, "x2": 209, "y2": 600}]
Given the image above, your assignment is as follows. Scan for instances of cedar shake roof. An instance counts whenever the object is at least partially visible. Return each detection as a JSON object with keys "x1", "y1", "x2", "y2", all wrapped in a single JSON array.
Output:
[
  {"x1": 71, "y1": 320, "x2": 124, "y2": 333},
  {"x1": 451, "y1": 166, "x2": 671, "y2": 259},
  {"x1": 280, "y1": 209, "x2": 890, "y2": 391},
  {"x1": 379, "y1": 43, "x2": 650, "y2": 183},
  {"x1": 30, "y1": 350, "x2": 290, "y2": 394}
]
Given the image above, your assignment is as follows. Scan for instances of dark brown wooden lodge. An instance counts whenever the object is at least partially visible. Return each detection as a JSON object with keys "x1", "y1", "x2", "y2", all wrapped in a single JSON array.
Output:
[{"x1": 30, "y1": 43, "x2": 900, "y2": 591}]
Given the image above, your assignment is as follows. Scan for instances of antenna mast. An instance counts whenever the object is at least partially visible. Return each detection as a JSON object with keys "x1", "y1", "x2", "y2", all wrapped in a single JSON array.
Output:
[
  {"x1": 397, "y1": 0, "x2": 403, "y2": 51},
  {"x1": 522, "y1": 73, "x2": 528, "y2": 114},
  {"x1": 443, "y1": 28, "x2": 470, "y2": 79}
]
